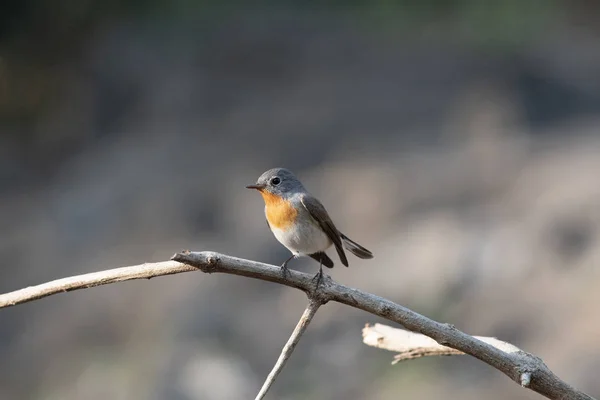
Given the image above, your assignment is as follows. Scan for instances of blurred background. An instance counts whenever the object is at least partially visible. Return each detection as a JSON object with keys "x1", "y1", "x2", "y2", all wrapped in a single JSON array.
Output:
[{"x1": 1, "y1": 1, "x2": 600, "y2": 399}]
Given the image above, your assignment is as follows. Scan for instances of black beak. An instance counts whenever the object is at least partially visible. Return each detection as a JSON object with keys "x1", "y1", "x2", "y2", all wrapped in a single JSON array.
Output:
[{"x1": 246, "y1": 183, "x2": 266, "y2": 190}]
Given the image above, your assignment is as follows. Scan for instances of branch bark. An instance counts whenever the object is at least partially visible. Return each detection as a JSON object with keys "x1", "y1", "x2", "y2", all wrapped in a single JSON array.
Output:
[
  {"x1": 0, "y1": 260, "x2": 195, "y2": 308},
  {"x1": 0, "y1": 251, "x2": 594, "y2": 400}
]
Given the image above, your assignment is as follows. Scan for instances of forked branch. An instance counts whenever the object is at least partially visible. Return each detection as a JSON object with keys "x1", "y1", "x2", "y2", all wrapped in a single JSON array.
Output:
[{"x1": 0, "y1": 251, "x2": 593, "y2": 400}]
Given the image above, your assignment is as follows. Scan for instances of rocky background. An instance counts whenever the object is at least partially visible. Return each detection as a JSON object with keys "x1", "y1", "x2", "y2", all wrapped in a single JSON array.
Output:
[{"x1": 1, "y1": 1, "x2": 600, "y2": 399}]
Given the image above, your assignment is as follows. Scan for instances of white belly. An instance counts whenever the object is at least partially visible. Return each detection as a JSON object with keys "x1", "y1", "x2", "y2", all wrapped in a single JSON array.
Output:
[{"x1": 271, "y1": 220, "x2": 332, "y2": 255}]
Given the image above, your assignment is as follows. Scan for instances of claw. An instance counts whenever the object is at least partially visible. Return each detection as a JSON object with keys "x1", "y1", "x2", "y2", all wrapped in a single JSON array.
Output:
[
  {"x1": 311, "y1": 269, "x2": 324, "y2": 288},
  {"x1": 280, "y1": 254, "x2": 295, "y2": 280},
  {"x1": 281, "y1": 263, "x2": 291, "y2": 279}
]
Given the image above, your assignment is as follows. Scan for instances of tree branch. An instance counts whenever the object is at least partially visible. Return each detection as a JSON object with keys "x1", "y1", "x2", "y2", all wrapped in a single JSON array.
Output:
[
  {"x1": 0, "y1": 260, "x2": 195, "y2": 308},
  {"x1": 255, "y1": 298, "x2": 322, "y2": 400},
  {"x1": 362, "y1": 323, "x2": 521, "y2": 363},
  {"x1": 0, "y1": 251, "x2": 593, "y2": 400}
]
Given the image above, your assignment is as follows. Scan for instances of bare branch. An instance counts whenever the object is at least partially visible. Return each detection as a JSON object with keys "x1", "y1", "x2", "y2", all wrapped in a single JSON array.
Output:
[
  {"x1": 0, "y1": 251, "x2": 594, "y2": 400},
  {"x1": 362, "y1": 323, "x2": 520, "y2": 363},
  {"x1": 255, "y1": 298, "x2": 322, "y2": 400},
  {"x1": 172, "y1": 252, "x2": 594, "y2": 400},
  {"x1": 0, "y1": 260, "x2": 195, "y2": 308}
]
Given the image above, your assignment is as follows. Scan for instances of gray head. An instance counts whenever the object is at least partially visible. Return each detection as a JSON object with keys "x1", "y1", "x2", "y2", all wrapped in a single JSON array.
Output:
[{"x1": 246, "y1": 168, "x2": 305, "y2": 197}]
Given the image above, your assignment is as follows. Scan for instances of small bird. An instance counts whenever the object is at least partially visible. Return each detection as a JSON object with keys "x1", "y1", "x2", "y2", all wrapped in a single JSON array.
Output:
[{"x1": 246, "y1": 168, "x2": 373, "y2": 283}]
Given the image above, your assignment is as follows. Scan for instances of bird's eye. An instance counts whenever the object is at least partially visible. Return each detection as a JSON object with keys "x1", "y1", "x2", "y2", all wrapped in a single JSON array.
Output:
[{"x1": 271, "y1": 177, "x2": 281, "y2": 186}]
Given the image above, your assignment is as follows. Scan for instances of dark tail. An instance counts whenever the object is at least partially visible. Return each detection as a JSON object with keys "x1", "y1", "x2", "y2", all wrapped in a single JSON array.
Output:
[
  {"x1": 340, "y1": 233, "x2": 374, "y2": 259},
  {"x1": 308, "y1": 252, "x2": 335, "y2": 268}
]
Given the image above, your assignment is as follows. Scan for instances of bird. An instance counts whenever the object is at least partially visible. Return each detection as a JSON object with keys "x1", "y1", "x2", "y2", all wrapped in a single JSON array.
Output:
[{"x1": 246, "y1": 167, "x2": 373, "y2": 284}]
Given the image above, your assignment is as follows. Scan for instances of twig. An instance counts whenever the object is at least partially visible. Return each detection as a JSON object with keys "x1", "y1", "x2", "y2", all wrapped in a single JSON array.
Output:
[
  {"x1": 255, "y1": 298, "x2": 322, "y2": 400},
  {"x1": 364, "y1": 324, "x2": 538, "y2": 391},
  {"x1": 0, "y1": 260, "x2": 193, "y2": 308},
  {"x1": 0, "y1": 251, "x2": 594, "y2": 400},
  {"x1": 362, "y1": 323, "x2": 520, "y2": 363}
]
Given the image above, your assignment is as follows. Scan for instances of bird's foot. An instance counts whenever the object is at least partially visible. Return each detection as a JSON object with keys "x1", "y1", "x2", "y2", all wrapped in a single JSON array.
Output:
[
  {"x1": 280, "y1": 263, "x2": 291, "y2": 280},
  {"x1": 280, "y1": 254, "x2": 296, "y2": 280},
  {"x1": 311, "y1": 267, "x2": 325, "y2": 289}
]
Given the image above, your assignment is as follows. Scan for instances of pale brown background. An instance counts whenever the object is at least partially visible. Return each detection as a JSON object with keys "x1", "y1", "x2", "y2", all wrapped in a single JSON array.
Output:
[{"x1": 1, "y1": 1, "x2": 600, "y2": 399}]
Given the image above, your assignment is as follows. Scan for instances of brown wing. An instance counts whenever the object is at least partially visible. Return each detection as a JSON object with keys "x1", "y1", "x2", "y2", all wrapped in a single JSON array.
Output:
[{"x1": 300, "y1": 194, "x2": 348, "y2": 267}]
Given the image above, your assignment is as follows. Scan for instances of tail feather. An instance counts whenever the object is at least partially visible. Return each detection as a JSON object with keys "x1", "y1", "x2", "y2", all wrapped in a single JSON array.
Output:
[{"x1": 341, "y1": 233, "x2": 373, "y2": 259}]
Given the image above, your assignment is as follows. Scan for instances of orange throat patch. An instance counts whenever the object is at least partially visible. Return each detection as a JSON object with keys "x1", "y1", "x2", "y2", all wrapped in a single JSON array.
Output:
[{"x1": 260, "y1": 190, "x2": 298, "y2": 230}]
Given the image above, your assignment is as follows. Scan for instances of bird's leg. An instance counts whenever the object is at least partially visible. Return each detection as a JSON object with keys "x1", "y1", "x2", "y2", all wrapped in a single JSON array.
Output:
[
  {"x1": 280, "y1": 254, "x2": 295, "y2": 279},
  {"x1": 311, "y1": 257, "x2": 324, "y2": 289}
]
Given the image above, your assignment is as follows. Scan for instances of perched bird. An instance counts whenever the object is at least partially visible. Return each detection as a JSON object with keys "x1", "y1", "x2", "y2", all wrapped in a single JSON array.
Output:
[{"x1": 246, "y1": 168, "x2": 373, "y2": 282}]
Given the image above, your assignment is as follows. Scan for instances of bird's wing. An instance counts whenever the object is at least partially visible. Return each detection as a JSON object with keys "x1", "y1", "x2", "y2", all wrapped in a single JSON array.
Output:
[{"x1": 300, "y1": 194, "x2": 348, "y2": 267}]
